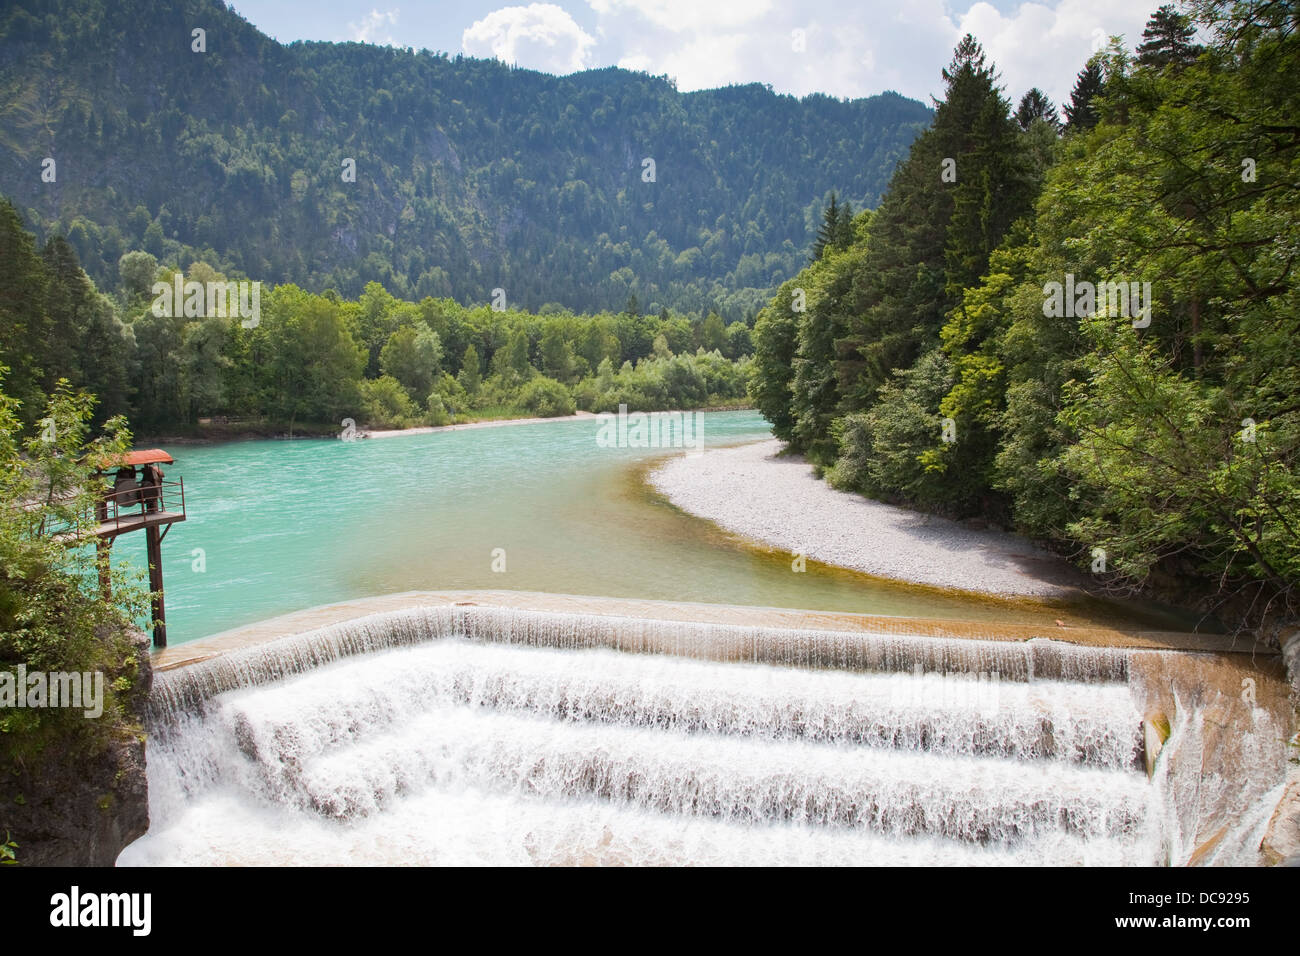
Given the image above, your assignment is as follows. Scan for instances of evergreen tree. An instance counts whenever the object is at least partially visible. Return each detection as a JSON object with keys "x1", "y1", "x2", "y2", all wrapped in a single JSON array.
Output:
[
  {"x1": 42, "y1": 237, "x2": 130, "y2": 425},
  {"x1": 790, "y1": 248, "x2": 865, "y2": 464},
  {"x1": 1136, "y1": 4, "x2": 1202, "y2": 70},
  {"x1": 811, "y1": 192, "x2": 842, "y2": 261},
  {"x1": 505, "y1": 327, "x2": 531, "y2": 378},
  {"x1": 834, "y1": 200, "x2": 855, "y2": 250},
  {"x1": 1015, "y1": 88, "x2": 1059, "y2": 131},
  {"x1": 838, "y1": 35, "x2": 1037, "y2": 415},
  {"x1": 1064, "y1": 61, "x2": 1105, "y2": 131},
  {"x1": 539, "y1": 324, "x2": 576, "y2": 382}
]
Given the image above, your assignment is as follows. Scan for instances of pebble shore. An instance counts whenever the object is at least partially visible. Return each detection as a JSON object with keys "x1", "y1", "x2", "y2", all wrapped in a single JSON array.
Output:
[{"x1": 649, "y1": 439, "x2": 1085, "y2": 598}]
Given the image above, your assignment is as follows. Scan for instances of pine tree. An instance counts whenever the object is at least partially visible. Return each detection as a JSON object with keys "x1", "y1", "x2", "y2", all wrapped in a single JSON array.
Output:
[
  {"x1": 835, "y1": 200, "x2": 855, "y2": 250},
  {"x1": 1064, "y1": 61, "x2": 1104, "y2": 131},
  {"x1": 837, "y1": 35, "x2": 1037, "y2": 414},
  {"x1": 812, "y1": 192, "x2": 842, "y2": 261},
  {"x1": 1015, "y1": 88, "x2": 1059, "y2": 131},
  {"x1": 1137, "y1": 4, "x2": 1202, "y2": 70}
]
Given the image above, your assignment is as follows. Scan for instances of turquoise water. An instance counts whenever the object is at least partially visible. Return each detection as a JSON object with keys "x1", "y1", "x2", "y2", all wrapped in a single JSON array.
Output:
[{"x1": 108, "y1": 410, "x2": 1097, "y2": 645}]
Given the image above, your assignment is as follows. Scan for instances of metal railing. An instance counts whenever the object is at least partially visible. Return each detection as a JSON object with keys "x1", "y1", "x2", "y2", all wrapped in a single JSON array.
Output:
[{"x1": 93, "y1": 478, "x2": 186, "y2": 535}]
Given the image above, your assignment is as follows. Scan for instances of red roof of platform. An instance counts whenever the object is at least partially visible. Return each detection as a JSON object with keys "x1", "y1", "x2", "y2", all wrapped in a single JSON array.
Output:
[{"x1": 95, "y1": 449, "x2": 175, "y2": 469}]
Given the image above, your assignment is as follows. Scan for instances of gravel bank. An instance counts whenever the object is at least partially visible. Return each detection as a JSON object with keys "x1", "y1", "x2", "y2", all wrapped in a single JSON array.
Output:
[{"x1": 649, "y1": 439, "x2": 1086, "y2": 598}]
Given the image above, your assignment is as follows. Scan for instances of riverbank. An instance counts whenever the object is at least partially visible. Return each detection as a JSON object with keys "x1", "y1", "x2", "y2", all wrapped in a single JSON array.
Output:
[
  {"x1": 650, "y1": 439, "x2": 1092, "y2": 600},
  {"x1": 139, "y1": 404, "x2": 754, "y2": 445},
  {"x1": 363, "y1": 410, "x2": 598, "y2": 439}
]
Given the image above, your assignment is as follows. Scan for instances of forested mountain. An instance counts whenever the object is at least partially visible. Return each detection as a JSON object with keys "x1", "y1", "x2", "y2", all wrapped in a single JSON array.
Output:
[
  {"x1": 751, "y1": 3, "x2": 1300, "y2": 632},
  {"x1": 0, "y1": 0, "x2": 929, "y2": 318}
]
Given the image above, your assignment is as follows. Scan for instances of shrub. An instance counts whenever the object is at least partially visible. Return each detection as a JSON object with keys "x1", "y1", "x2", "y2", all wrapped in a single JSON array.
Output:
[
  {"x1": 518, "y1": 376, "x2": 576, "y2": 417},
  {"x1": 359, "y1": 375, "x2": 418, "y2": 428}
]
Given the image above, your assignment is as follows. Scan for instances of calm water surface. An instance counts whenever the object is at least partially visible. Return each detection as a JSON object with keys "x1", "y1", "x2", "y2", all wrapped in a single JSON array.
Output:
[{"x1": 112, "y1": 410, "x2": 1160, "y2": 644}]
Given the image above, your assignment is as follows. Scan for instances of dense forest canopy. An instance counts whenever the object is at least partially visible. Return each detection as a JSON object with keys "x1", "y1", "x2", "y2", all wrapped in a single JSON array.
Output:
[
  {"x1": 0, "y1": 0, "x2": 930, "y2": 319},
  {"x1": 750, "y1": 1, "x2": 1300, "y2": 632},
  {"x1": 0, "y1": 198, "x2": 758, "y2": 434}
]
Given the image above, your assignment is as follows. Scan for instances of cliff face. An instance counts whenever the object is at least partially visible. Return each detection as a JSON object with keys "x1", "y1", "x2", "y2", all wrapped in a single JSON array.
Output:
[
  {"x1": 1260, "y1": 630, "x2": 1300, "y2": 866},
  {"x1": 1, "y1": 630, "x2": 151, "y2": 867}
]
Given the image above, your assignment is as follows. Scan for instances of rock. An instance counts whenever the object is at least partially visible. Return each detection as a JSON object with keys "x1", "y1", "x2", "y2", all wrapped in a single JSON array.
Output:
[
  {"x1": 1260, "y1": 768, "x2": 1300, "y2": 866},
  {"x1": 0, "y1": 629, "x2": 152, "y2": 866},
  {"x1": 1142, "y1": 714, "x2": 1171, "y2": 778},
  {"x1": 1260, "y1": 629, "x2": 1300, "y2": 865}
]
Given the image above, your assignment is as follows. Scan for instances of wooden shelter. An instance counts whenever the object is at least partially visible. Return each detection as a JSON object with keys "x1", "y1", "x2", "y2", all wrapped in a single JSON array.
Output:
[{"x1": 89, "y1": 448, "x2": 187, "y2": 648}]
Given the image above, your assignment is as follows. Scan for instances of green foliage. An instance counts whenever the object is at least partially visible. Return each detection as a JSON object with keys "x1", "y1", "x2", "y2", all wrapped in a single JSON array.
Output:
[
  {"x1": 3, "y1": 205, "x2": 758, "y2": 433},
  {"x1": 1136, "y1": 4, "x2": 1203, "y2": 70},
  {"x1": 1059, "y1": 320, "x2": 1300, "y2": 589},
  {"x1": 518, "y1": 377, "x2": 576, "y2": 418},
  {"x1": 698, "y1": 312, "x2": 727, "y2": 353},
  {"x1": 748, "y1": 284, "x2": 802, "y2": 441},
  {"x1": 0, "y1": 0, "x2": 930, "y2": 317},
  {"x1": 812, "y1": 193, "x2": 855, "y2": 261},
  {"x1": 457, "y1": 344, "x2": 482, "y2": 398},
  {"x1": 0, "y1": 375, "x2": 148, "y2": 771},
  {"x1": 837, "y1": 35, "x2": 1040, "y2": 414},
  {"x1": 583, "y1": 351, "x2": 749, "y2": 413},
  {"x1": 826, "y1": 348, "x2": 961, "y2": 509},
  {"x1": 1015, "y1": 89, "x2": 1060, "y2": 131},
  {"x1": 380, "y1": 324, "x2": 442, "y2": 402},
  {"x1": 263, "y1": 285, "x2": 366, "y2": 429},
  {"x1": 752, "y1": 5, "x2": 1300, "y2": 624},
  {"x1": 790, "y1": 240, "x2": 869, "y2": 464},
  {"x1": 358, "y1": 375, "x2": 418, "y2": 429}
]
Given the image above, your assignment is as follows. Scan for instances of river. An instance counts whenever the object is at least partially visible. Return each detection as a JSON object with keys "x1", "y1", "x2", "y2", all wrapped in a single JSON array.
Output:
[{"x1": 116, "y1": 410, "x2": 1133, "y2": 644}]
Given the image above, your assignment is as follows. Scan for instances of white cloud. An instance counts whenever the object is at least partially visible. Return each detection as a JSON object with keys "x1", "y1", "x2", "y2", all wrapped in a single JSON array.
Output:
[
  {"x1": 587, "y1": 0, "x2": 772, "y2": 34},
  {"x1": 576, "y1": 0, "x2": 1153, "y2": 108},
  {"x1": 462, "y1": 4, "x2": 596, "y2": 74},
  {"x1": 953, "y1": 0, "x2": 1151, "y2": 107},
  {"x1": 348, "y1": 8, "x2": 400, "y2": 46},
  {"x1": 624, "y1": 33, "x2": 751, "y2": 91}
]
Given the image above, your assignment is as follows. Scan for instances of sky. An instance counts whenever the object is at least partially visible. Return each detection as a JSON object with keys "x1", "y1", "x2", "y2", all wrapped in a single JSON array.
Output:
[{"x1": 226, "y1": 0, "x2": 1159, "y2": 109}]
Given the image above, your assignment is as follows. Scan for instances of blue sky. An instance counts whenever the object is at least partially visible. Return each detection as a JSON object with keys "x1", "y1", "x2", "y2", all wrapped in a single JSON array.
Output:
[{"x1": 227, "y1": 0, "x2": 1159, "y2": 108}]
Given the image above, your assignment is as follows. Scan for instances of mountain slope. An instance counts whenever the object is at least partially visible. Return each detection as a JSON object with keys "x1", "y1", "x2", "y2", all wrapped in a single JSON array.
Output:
[{"x1": 0, "y1": 0, "x2": 930, "y2": 316}]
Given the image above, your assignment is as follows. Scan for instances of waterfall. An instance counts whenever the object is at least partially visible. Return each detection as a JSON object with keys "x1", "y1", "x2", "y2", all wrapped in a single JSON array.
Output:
[{"x1": 121, "y1": 605, "x2": 1289, "y2": 867}]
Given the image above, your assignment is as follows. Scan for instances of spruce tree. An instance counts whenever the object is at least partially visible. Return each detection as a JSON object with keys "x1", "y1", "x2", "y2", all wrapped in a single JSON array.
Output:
[
  {"x1": 1015, "y1": 88, "x2": 1059, "y2": 131},
  {"x1": 812, "y1": 192, "x2": 842, "y2": 261},
  {"x1": 835, "y1": 200, "x2": 855, "y2": 250},
  {"x1": 1064, "y1": 61, "x2": 1104, "y2": 131},
  {"x1": 1137, "y1": 4, "x2": 1202, "y2": 70},
  {"x1": 837, "y1": 35, "x2": 1036, "y2": 413}
]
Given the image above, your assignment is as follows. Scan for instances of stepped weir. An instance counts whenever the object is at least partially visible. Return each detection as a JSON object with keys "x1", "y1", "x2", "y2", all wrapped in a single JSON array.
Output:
[{"x1": 121, "y1": 592, "x2": 1295, "y2": 867}]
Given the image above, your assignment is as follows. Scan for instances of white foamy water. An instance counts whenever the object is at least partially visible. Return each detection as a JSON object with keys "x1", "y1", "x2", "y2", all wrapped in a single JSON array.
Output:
[{"x1": 119, "y1": 607, "x2": 1288, "y2": 866}]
